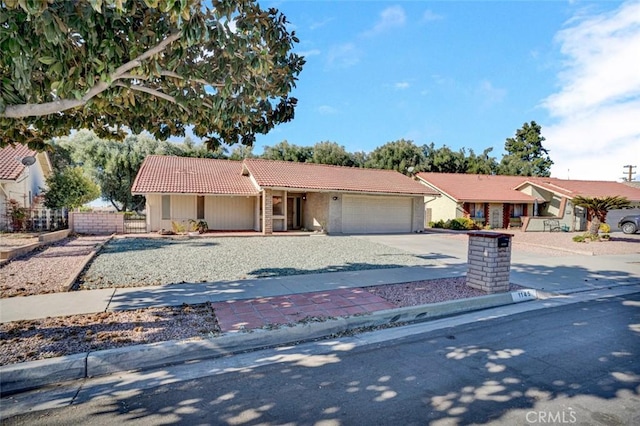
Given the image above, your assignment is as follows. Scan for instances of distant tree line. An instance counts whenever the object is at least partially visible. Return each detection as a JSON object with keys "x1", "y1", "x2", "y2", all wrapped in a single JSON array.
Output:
[{"x1": 45, "y1": 121, "x2": 553, "y2": 212}]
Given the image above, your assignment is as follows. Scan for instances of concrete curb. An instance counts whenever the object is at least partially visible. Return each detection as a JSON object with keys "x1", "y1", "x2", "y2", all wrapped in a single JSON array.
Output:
[
  {"x1": 64, "y1": 234, "x2": 113, "y2": 291},
  {"x1": 0, "y1": 290, "x2": 534, "y2": 396}
]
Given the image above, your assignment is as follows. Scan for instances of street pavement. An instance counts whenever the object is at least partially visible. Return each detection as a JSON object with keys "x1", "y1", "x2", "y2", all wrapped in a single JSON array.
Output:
[{"x1": 4, "y1": 289, "x2": 639, "y2": 425}]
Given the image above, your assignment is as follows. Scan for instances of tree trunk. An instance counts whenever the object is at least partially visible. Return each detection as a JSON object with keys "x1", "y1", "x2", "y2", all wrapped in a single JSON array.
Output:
[{"x1": 588, "y1": 216, "x2": 600, "y2": 236}]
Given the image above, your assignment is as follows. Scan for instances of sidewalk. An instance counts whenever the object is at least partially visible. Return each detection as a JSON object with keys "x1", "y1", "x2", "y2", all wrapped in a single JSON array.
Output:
[{"x1": 0, "y1": 265, "x2": 467, "y2": 323}]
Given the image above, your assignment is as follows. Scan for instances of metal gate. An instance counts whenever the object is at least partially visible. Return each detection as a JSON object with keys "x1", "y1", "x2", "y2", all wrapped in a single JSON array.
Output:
[{"x1": 123, "y1": 214, "x2": 147, "y2": 233}]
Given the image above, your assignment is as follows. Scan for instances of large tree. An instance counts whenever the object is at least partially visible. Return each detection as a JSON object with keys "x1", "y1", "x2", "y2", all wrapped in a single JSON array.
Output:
[
  {"x1": 311, "y1": 141, "x2": 356, "y2": 167},
  {"x1": 498, "y1": 121, "x2": 553, "y2": 176},
  {"x1": 58, "y1": 130, "x2": 175, "y2": 211},
  {"x1": 0, "y1": 0, "x2": 305, "y2": 150},
  {"x1": 366, "y1": 139, "x2": 425, "y2": 175},
  {"x1": 261, "y1": 140, "x2": 312, "y2": 162},
  {"x1": 43, "y1": 167, "x2": 100, "y2": 210}
]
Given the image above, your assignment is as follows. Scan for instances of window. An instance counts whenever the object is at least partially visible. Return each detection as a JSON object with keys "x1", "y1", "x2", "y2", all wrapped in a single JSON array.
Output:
[
  {"x1": 272, "y1": 196, "x2": 283, "y2": 215},
  {"x1": 162, "y1": 195, "x2": 171, "y2": 220},
  {"x1": 196, "y1": 196, "x2": 205, "y2": 219},
  {"x1": 511, "y1": 204, "x2": 524, "y2": 218},
  {"x1": 469, "y1": 203, "x2": 484, "y2": 218}
]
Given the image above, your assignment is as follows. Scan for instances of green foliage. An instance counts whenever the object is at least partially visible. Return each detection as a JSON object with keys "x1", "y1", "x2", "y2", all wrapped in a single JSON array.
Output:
[
  {"x1": 572, "y1": 195, "x2": 631, "y2": 235},
  {"x1": 366, "y1": 139, "x2": 425, "y2": 175},
  {"x1": 261, "y1": 140, "x2": 313, "y2": 162},
  {"x1": 573, "y1": 233, "x2": 601, "y2": 243},
  {"x1": 229, "y1": 145, "x2": 255, "y2": 161},
  {"x1": 57, "y1": 130, "x2": 166, "y2": 211},
  {"x1": 189, "y1": 219, "x2": 209, "y2": 233},
  {"x1": 43, "y1": 167, "x2": 100, "y2": 209},
  {"x1": 7, "y1": 199, "x2": 28, "y2": 231},
  {"x1": 311, "y1": 141, "x2": 357, "y2": 167},
  {"x1": 429, "y1": 218, "x2": 476, "y2": 230},
  {"x1": 498, "y1": 121, "x2": 553, "y2": 177},
  {"x1": 1, "y1": 0, "x2": 305, "y2": 150}
]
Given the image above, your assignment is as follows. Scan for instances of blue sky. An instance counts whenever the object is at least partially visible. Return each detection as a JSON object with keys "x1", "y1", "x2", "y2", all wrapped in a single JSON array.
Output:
[{"x1": 246, "y1": 0, "x2": 640, "y2": 181}]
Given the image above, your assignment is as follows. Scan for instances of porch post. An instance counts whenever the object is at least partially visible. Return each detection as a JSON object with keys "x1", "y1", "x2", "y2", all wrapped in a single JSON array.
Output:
[
  {"x1": 262, "y1": 189, "x2": 273, "y2": 235},
  {"x1": 283, "y1": 190, "x2": 288, "y2": 231}
]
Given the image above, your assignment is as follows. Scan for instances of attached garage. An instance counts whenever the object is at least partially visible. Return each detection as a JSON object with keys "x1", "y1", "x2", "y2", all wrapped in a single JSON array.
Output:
[{"x1": 342, "y1": 195, "x2": 413, "y2": 234}]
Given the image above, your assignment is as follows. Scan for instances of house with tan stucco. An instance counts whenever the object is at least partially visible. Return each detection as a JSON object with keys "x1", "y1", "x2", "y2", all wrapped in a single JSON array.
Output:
[
  {"x1": 132, "y1": 156, "x2": 438, "y2": 234},
  {"x1": 416, "y1": 172, "x2": 640, "y2": 232}
]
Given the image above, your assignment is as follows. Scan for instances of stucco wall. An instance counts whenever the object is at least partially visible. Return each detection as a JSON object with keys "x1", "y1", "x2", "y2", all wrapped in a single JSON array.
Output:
[
  {"x1": 147, "y1": 194, "x2": 255, "y2": 232},
  {"x1": 412, "y1": 197, "x2": 425, "y2": 231},
  {"x1": 424, "y1": 194, "x2": 458, "y2": 223},
  {"x1": 303, "y1": 192, "x2": 330, "y2": 231}
]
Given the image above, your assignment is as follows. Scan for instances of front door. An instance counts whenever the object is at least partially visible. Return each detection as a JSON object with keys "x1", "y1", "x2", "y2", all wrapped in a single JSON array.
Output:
[{"x1": 287, "y1": 197, "x2": 302, "y2": 230}]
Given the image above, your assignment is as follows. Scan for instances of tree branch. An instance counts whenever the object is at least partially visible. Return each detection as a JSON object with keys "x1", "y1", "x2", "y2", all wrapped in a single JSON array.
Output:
[
  {"x1": 2, "y1": 32, "x2": 183, "y2": 119},
  {"x1": 114, "y1": 82, "x2": 191, "y2": 114}
]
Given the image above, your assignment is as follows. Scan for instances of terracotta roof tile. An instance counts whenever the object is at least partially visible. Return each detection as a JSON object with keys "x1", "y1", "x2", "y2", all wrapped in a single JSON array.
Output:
[
  {"x1": 416, "y1": 173, "x2": 537, "y2": 202},
  {"x1": 243, "y1": 159, "x2": 438, "y2": 195},
  {"x1": 0, "y1": 144, "x2": 36, "y2": 181},
  {"x1": 131, "y1": 155, "x2": 259, "y2": 195},
  {"x1": 417, "y1": 172, "x2": 640, "y2": 203},
  {"x1": 521, "y1": 177, "x2": 640, "y2": 201}
]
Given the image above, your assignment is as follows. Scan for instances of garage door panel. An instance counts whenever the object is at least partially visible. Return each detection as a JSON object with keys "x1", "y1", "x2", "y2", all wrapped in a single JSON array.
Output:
[{"x1": 342, "y1": 195, "x2": 412, "y2": 233}]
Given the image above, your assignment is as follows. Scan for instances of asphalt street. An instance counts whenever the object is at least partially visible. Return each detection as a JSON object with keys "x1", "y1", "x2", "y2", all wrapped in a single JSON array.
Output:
[{"x1": 4, "y1": 291, "x2": 639, "y2": 425}]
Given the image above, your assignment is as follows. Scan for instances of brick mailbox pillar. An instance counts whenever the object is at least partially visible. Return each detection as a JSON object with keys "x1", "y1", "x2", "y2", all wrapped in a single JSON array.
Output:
[{"x1": 466, "y1": 231, "x2": 513, "y2": 294}]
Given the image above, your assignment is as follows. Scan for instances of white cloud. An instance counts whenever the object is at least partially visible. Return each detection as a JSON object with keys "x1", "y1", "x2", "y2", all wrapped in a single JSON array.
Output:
[
  {"x1": 476, "y1": 80, "x2": 506, "y2": 106},
  {"x1": 326, "y1": 43, "x2": 360, "y2": 69},
  {"x1": 543, "y1": 1, "x2": 640, "y2": 181},
  {"x1": 363, "y1": 5, "x2": 406, "y2": 36},
  {"x1": 317, "y1": 105, "x2": 338, "y2": 115},
  {"x1": 422, "y1": 10, "x2": 443, "y2": 22},
  {"x1": 298, "y1": 49, "x2": 321, "y2": 58},
  {"x1": 310, "y1": 18, "x2": 333, "y2": 30},
  {"x1": 395, "y1": 82, "x2": 410, "y2": 90}
]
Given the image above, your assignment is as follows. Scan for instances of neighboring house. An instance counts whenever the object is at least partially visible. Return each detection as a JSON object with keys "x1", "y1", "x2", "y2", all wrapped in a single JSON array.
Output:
[
  {"x1": 515, "y1": 177, "x2": 640, "y2": 232},
  {"x1": 417, "y1": 172, "x2": 640, "y2": 231},
  {"x1": 415, "y1": 173, "x2": 541, "y2": 229},
  {"x1": 132, "y1": 156, "x2": 438, "y2": 234},
  {"x1": 0, "y1": 144, "x2": 53, "y2": 231}
]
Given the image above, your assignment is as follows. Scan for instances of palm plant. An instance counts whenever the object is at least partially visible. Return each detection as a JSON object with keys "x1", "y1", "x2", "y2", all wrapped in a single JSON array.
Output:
[{"x1": 571, "y1": 195, "x2": 630, "y2": 236}]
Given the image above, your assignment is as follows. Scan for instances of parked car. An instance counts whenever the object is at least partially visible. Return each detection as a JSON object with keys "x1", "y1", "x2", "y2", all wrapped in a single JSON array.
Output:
[{"x1": 618, "y1": 214, "x2": 640, "y2": 234}]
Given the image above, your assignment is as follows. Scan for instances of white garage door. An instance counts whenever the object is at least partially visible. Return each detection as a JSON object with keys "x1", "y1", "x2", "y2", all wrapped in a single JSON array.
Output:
[{"x1": 342, "y1": 195, "x2": 412, "y2": 233}]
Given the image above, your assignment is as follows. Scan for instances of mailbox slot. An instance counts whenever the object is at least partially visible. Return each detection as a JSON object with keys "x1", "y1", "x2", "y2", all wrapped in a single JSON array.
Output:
[{"x1": 497, "y1": 236, "x2": 510, "y2": 248}]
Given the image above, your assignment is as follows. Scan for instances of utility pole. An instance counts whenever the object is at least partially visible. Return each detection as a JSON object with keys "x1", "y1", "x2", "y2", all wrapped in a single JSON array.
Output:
[{"x1": 622, "y1": 165, "x2": 636, "y2": 182}]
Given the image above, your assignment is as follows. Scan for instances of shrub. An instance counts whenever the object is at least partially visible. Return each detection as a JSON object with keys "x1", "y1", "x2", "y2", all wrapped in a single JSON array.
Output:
[
  {"x1": 599, "y1": 223, "x2": 611, "y2": 233},
  {"x1": 600, "y1": 233, "x2": 610, "y2": 240},
  {"x1": 429, "y1": 220, "x2": 446, "y2": 229},
  {"x1": 572, "y1": 235, "x2": 585, "y2": 243},
  {"x1": 171, "y1": 221, "x2": 185, "y2": 234},
  {"x1": 449, "y1": 217, "x2": 475, "y2": 230}
]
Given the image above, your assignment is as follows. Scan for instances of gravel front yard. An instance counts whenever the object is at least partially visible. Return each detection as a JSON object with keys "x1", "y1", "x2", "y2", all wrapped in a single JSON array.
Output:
[{"x1": 78, "y1": 236, "x2": 436, "y2": 289}]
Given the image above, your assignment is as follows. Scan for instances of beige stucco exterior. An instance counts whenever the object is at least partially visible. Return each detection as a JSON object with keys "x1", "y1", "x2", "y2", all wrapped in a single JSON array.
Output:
[
  {"x1": 144, "y1": 190, "x2": 425, "y2": 234},
  {"x1": 146, "y1": 194, "x2": 256, "y2": 232}
]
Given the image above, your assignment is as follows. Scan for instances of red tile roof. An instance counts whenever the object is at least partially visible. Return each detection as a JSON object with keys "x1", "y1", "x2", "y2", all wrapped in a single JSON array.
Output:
[
  {"x1": 131, "y1": 155, "x2": 259, "y2": 195},
  {"x1": 243, "y1": 159, "x2": 438, "y2": 195},
  {"x1": 132, "y1": 156, "x2": 438, "y2": 196},
  {"x1": 416, "y1": 173, "x2": 538, "y2": 202},
  {"x1": 417, "y1": 172, "x2": 640, "y2": 203},
  {"x1": 519, "y1": 177, "x2": 640, "y2": 201},
  {"x1": 0, "y1": 144, "x2": 37, "y2": 181}
]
